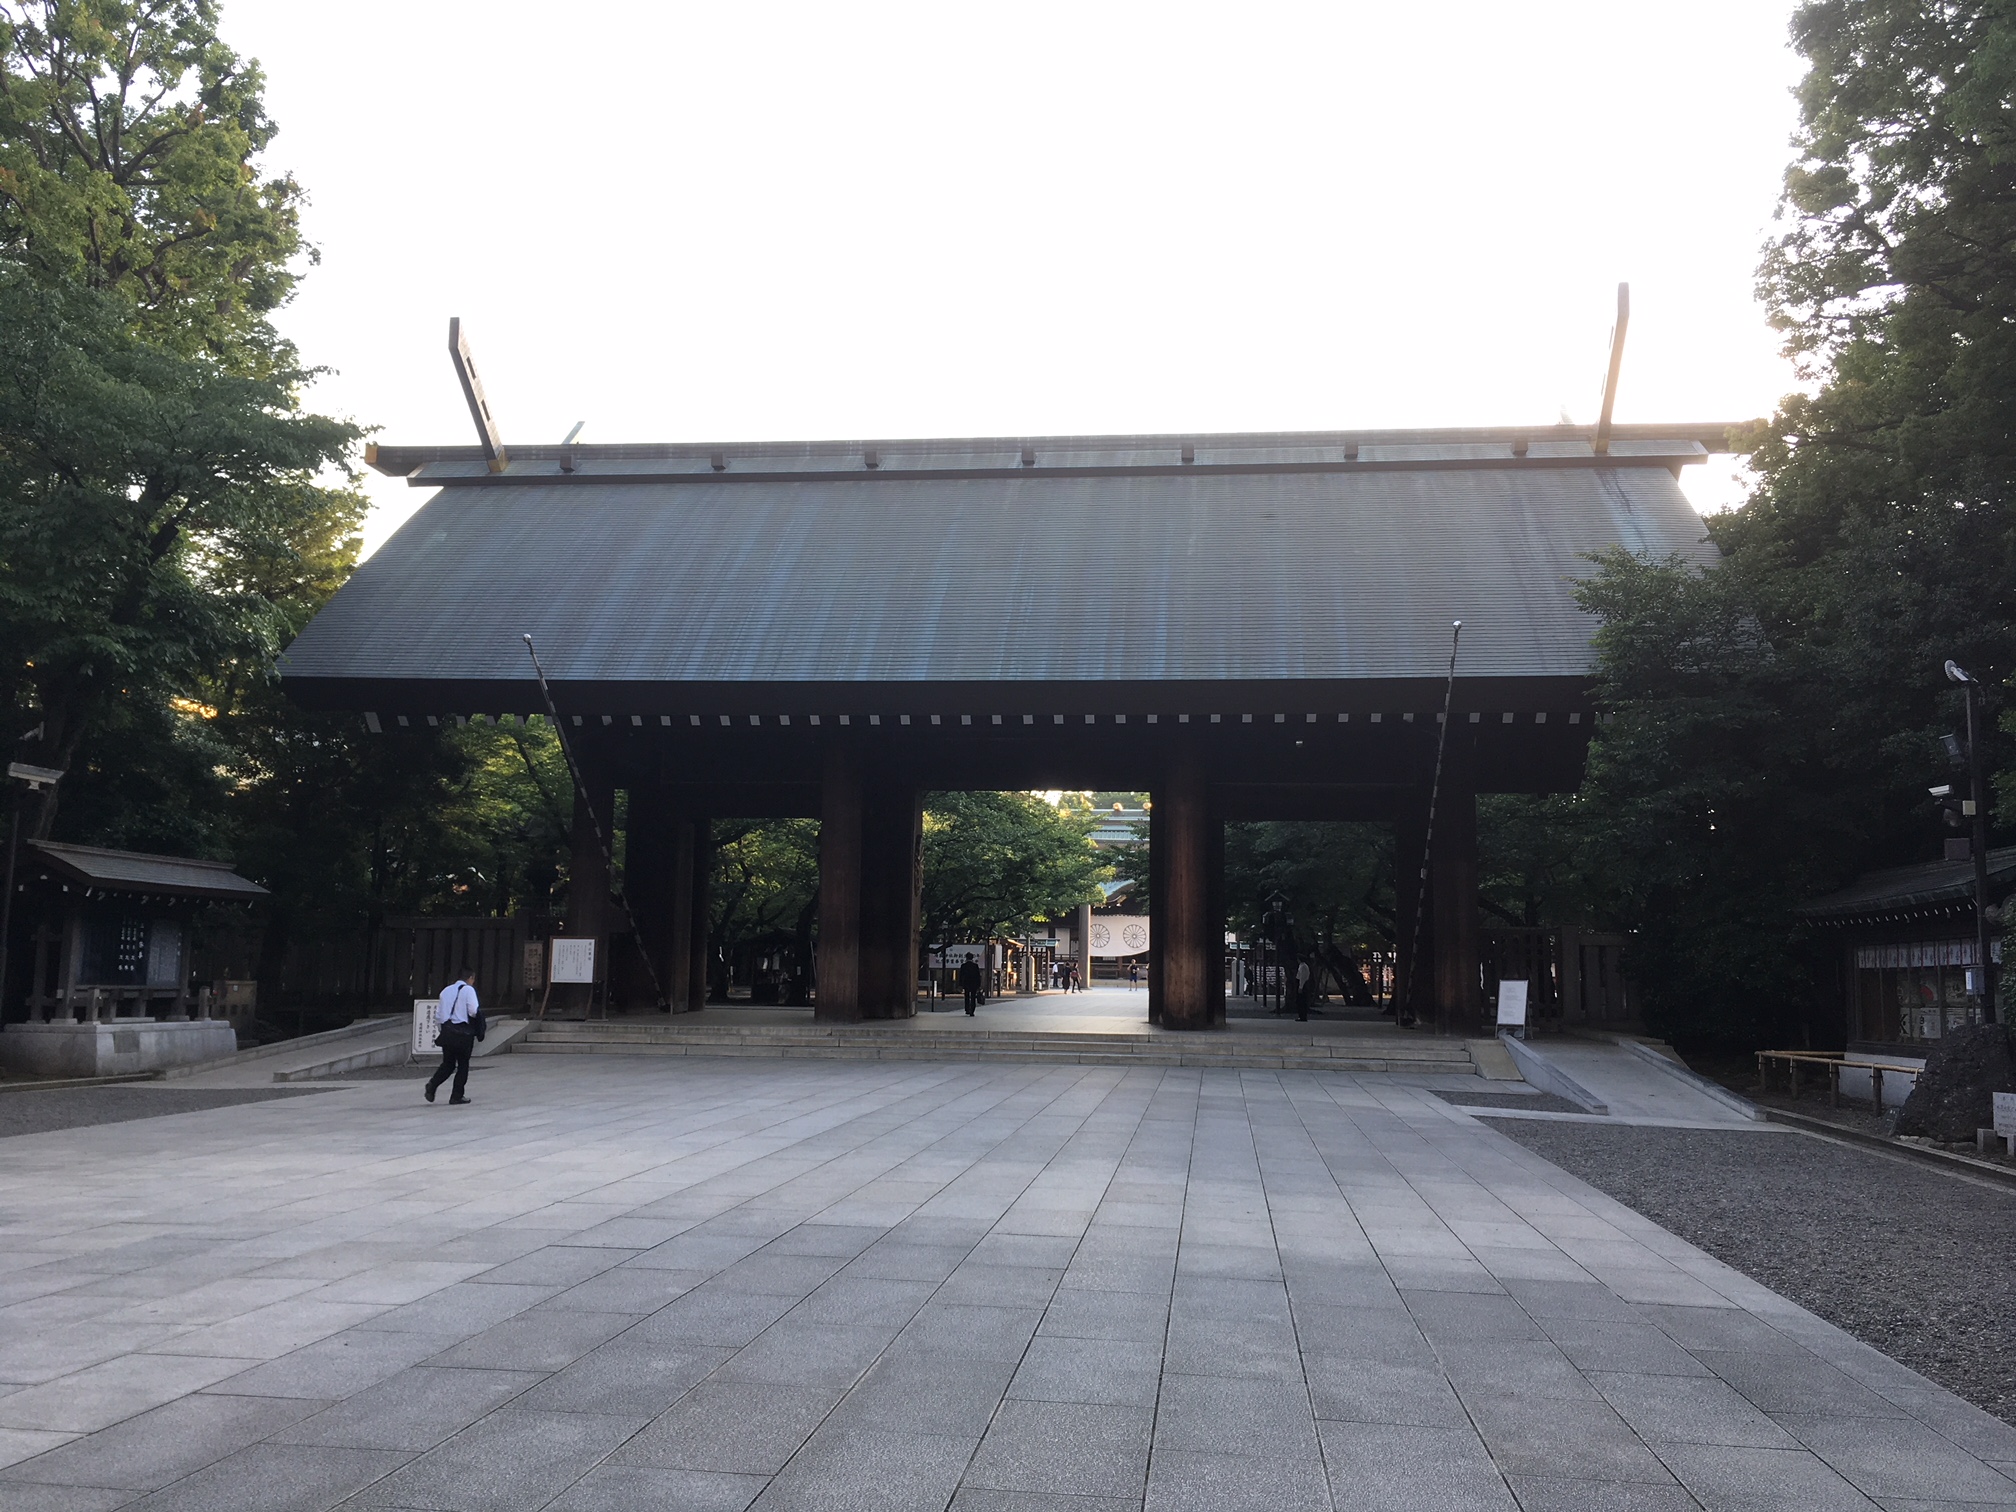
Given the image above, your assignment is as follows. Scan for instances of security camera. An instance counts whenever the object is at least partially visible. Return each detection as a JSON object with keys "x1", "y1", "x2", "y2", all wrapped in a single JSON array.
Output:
[
  {"x1": 1930, "y1": 784, "x2": 1954, "y2": 798},
  {"x1": 6, "y1": 761, "x2": 62, "y2": 791}
]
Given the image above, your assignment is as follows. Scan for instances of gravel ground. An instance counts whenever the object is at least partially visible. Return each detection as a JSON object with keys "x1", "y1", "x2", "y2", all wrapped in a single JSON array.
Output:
[
  {"x1": 1436, "y1": 1088, "x2": 1585, "y2": 1114},
  {"x1": 0, "y1": 1086, "x2": 325, "y2": 1140},
  {"x1": 1499, "y1": 1120, "x2": 2016, "y2": 1423}
]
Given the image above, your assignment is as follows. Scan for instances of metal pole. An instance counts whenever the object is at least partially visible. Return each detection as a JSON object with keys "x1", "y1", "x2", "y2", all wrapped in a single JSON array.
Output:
[
  {"x1": 0, "y1": 789, "x2": 18, "y2": 1021},
  {"x1": 1969, "y1": 682, "x2": 1996, "y2": 1021},
  {"x1": 1404, "y1": 621, "x2": 1463, "y2": 1028},
  {"x1": 521, "y1": 634, "x2": 669, "y2": 1011}
]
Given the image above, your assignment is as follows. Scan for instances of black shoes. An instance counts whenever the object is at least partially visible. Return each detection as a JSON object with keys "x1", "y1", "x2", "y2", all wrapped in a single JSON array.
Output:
[
  {"x1": 449, "y1": 1096, "x2": 471, "y2": 1105},
  {"x1": 424, "y1": 1083, "x2": 437, "y2": 1103}
]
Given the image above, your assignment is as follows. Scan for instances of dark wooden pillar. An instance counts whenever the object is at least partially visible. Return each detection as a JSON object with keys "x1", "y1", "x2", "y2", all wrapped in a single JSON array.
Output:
[
  {"x1": 1431, "y1": 736, "x2": 1482, "y2": 1035},
  {"x1": 623, "y1": 785, "x2": 679, "y2": 1011},
  {"x1": 689, "y1": 821, "x2": 714, "y2": 1007},
  {"x1": 815, "y1": 746, "x2": 864, "y2": 1022},
  {"x1": 1153, "y1": 745, "x2": 1219, "y2": 1030},
  {"x1": 560, "y1": 776, "x2": 615, "y2": 1016},
  {"x1": 1147, "y1": 795, "x2": 1165, "y2": 1025},
  {"x1": 858, "y1": 782, "x2": 922, "y2": 1019},
  {"x1": 665, "y1": 819, "x2": 695, "y2": 1011},
  {"x1": 1393, "y1": 801, "x2": 1429, "y2": 1024},
  {"x1": 1206, "y1": 799, "x2": 1226, "y2": 1016}
]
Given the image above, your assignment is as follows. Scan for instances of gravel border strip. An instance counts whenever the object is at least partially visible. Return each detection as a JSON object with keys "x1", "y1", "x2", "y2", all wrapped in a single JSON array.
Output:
[{"x1": 1499, "y1": 1119, "x2": 2016, "y2": 1424}]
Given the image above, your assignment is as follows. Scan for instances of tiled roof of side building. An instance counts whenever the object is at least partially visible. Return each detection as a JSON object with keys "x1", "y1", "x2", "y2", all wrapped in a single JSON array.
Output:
[
  {"x1": 1796, "y1": 847, "x2": 2016, "y2": 921},
  {"x1": 27, "y1": 841, "x2": 268, "y2": 900}
]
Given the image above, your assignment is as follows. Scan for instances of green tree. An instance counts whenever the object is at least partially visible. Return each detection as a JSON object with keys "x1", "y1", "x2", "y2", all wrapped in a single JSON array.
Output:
[
  {"x1": 921, "y1": 791, "x2": 1108, "y2": 946},
  {"x1": 1221, "y1": 822, "x2": 1394, "y2": 950},
  {"x1": 1568, "y1": 549, "x2": 1898, "y2": 1044},
  {"x1": 709, "y1": 819, "x2": 820, "y2": 999},
  {"x1": 0, "y1": 0, "x2": 308, "y2": 367},
  {"x1": 1545, "y1": 1, "x2": 2016, "y2": 1047},
  {"x1": 1742, "y1": 0, "x2": 2016, "y2": 744},
  {"x1": 0, "y1": 270, "x2": 361, "y2": 839}
]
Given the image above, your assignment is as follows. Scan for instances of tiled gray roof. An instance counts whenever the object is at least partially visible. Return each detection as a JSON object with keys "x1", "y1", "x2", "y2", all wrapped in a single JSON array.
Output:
[
  {"x1": 27, "y1": 842, "x2": 268, "y2": 900},
  {"x1": 1797, "y1": 847, "x2": 2016, "y2": 922},
  {"x1": 286, "y1": 432, "x2": 1720, "y2": 693}
]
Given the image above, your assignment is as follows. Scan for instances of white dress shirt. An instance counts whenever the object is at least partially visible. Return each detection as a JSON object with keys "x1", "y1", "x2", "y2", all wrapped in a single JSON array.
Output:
[{"x1": 436, "y1": 981, "x2": 480, "y2": 1025}]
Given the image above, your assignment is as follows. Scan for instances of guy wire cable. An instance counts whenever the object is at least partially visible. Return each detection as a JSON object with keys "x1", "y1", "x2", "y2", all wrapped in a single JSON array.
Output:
[
  {"x1": 1403, "y1": 620, "x2": 1462, "y2": 1028},
  {"x1": 521, "y1": 634, "x2": 670, "y2": 1012}
]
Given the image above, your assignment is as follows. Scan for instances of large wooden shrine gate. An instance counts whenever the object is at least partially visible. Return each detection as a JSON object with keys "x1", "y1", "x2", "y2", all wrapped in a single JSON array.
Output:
[{"x1": 283, "y1": 423, "x2": 1732, "y2": 1034}]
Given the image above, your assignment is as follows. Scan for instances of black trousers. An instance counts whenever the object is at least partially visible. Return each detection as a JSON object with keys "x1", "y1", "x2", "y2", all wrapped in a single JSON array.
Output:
[{"x1": 428, "y1": 1028, "x2": 475, "y2": 1100}]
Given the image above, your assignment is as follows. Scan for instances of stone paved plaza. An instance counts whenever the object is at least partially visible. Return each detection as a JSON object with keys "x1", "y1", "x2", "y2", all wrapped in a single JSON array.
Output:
[{"x1": 2, "y1": 1054, "x2": 2014, "y2": 1511}]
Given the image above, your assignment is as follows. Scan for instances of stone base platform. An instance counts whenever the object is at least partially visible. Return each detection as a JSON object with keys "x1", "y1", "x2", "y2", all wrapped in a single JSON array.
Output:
[
  {"x1": 517, "y1": 1017, "x2": 1488, "y2": 1076},
  {"x1": 0, "y1": 1018, "x2": 238, "y2": 1078}
]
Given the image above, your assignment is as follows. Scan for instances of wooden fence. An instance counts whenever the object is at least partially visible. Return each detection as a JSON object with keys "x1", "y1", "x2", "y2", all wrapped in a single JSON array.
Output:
[
  {"x1": 1482, "y1": 928, "x2": 1634, "y2": 1029},
  {"x1": 192, "y1": 914, "x2": 550, "y2": 1014}
]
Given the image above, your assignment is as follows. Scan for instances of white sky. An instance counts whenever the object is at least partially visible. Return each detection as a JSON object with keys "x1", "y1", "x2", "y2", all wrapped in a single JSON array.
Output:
[{"x1": 220, "y1": 0, "x2": 1809, "y2": 557}]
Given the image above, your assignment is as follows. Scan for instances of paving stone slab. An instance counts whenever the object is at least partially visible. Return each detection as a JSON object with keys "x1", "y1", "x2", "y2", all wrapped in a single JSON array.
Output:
[
  {"x1": 2, "y1": 1055, "x2": 2012, "y2": 1512},
  {"x1": 0, "y1": 1390, "x2": 324, "y2": 1490}
]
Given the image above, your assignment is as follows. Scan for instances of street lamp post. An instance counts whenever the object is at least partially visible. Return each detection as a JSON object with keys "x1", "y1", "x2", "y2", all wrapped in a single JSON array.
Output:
[
  {"x1": 1945, "y1": 661, "x2": 1997, "y2": 1022},
  {"x1": 0, "y1": 762, "x2": 64, "y2": 1026}
]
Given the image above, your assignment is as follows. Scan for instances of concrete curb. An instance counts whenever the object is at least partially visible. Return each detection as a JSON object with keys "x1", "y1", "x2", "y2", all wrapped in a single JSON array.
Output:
[
  {"x1": 273, "y1": 1032, "x2": 412, "y2": 1082},
  {"x1": 473, "y1": 1019, "x2": 531, "y2": 1058},
  {"x1": 1763, "y1": 1105, "x2": 2016, "y2": 1191},
  {"x1": 158, "y1": 1015, "x2": 402, "y2": 1079},
  {"x1": 0, "y1": 1071, "x2": 161, "y2": 1094},
  {"x1": 1466, "y1": 1038, "x2": 1524, "y2": 1081},
  {"x1": 1496, "y1": 1033, "x2": 1609, "y2": 1114},
  {"x1": 1616, "y1": 1038, "x2": 1767, "y2": 1122}
]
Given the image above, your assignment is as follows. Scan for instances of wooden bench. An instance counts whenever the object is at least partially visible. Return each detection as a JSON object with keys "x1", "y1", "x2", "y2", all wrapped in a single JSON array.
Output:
[{"x1": 1755, "y1": 1050, "x2": 1922, "y2": 1110}]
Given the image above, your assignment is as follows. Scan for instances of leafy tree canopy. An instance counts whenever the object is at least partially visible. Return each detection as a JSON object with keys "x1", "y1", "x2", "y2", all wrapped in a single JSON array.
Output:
[
  {"x1": 921, "y1": 791, "x2": 1108, "y2": 946},
  {"x1": 0, "y1": 0, "x2": 306, "y2": 367},
  {"x1": 0, "y1": 270, "x2": 362, "y2": 837},
  {"x1": 710, "y1": 818, "x2": 820, "y2": 972},
  {"x1": 1222, "y1": 821, "x2": 1394, "y2": 950},
  {"x1": 1540, "y1": 0, "x2": 2016, "y2": 1045}
]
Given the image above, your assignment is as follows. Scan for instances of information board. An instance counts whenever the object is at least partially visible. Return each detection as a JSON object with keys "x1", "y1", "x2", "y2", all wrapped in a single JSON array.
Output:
[
  {"x1": 1995, "y1": 1091, "x2": 2016, "y2": 1139},
  {"x1": 550, "y1": 938, "x2": 597, "y2": 984},
  {"x1": 1495, "y1": 980, "x2": 1529, "y2": 1027},
  {"x1": 411, "y1": 998, "x2": 439, "y2": 1056}
]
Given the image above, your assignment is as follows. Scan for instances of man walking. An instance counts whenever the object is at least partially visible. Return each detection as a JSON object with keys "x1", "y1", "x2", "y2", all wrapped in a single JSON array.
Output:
[
  {"x1": 426, "y1": 969, "x2": 483, "y2": 1105},
  {"x1": 958, "y1": 952, "x2": 983, "y2": 1016}
]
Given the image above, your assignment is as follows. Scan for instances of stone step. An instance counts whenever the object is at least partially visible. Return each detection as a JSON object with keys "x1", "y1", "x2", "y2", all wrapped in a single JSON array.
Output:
[
  {"x1": 520, "y1": 1026, "x2": 1472, "y2": 1057},
  {"x1": 514, "y1": 1022, "x2": 1480, "y2": 1075},
  {"x1": 516, "y1": 1032, "x2": 1467, "y2": 1056},
  {"x1": 512, "y1": 1040, "x2": 1472, "y2": 1075}
]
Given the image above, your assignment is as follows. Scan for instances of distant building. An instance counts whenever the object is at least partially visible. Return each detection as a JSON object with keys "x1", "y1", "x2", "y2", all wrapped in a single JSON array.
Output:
[
  {"x1": 1797, "y1": 847, "x2": 2014, "y2": 1049},
  {"x1": 1088, "y1": 805, "x2": 1147, "y2": 849}
]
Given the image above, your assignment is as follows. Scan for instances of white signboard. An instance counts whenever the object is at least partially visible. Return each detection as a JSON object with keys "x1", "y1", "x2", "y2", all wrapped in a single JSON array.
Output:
[
  {"x1": 930, "y1": 945, "x2": 987, "y2": 970},
  {"x1": 1088, "y1": 916, "x2": 1151, "y2": 957},
  {"x1": 412, "y1": 998, "x2": 439, "y2": 1056},
  {"x1": 1495, "y1": 980, "x2": 1529, "y2": 1028},
  {"x1": 1995, "y1": 1092, "x2": 2016, "y2": 1139},
  {"x1": 549, "y1": 938, "x2": 597, "y2": 984}
]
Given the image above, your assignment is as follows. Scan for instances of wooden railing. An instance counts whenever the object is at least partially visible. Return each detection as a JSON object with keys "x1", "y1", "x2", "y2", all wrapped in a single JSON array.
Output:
[{"x1": 1755, "y1": 1050, "x2": 1922, "y2": 1110}]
